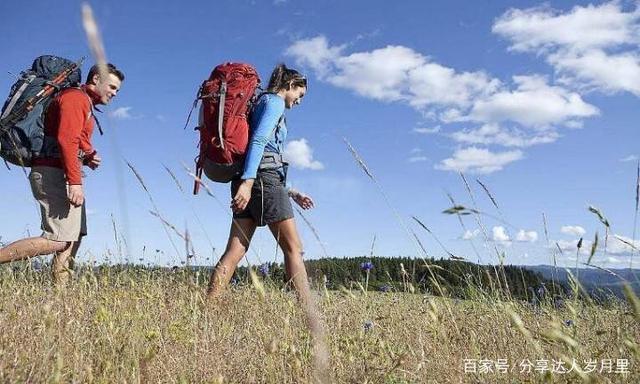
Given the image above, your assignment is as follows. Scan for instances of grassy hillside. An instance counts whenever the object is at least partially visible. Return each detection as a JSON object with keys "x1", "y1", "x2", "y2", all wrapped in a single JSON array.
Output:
[{"x1": 0, "y1": 265, "x2": 637, "y2": 383}]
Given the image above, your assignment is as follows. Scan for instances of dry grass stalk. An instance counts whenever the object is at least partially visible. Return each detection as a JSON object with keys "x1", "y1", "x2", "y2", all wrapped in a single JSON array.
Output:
[
  {"x1": 294, "y1": 206, "x2": 329, "y2": 259},
  {"x1": 164, "y1": 165, "x2": 217, "y2": 260},
  {"x1": 81, "y1": 3, "x2": 107, "y2": 66},
  {"x1": 148, "y1": 210, "x2": 186, "y2": 241},
  {"x1": 125, "y1": 161, "x2": 181, "y2": 260},
  {"x1": 459, "y1": 172, "x2": 510, "y2": 299},
  {"x1": 476, "y1": 178, "x2": 499, "y2": 211}
]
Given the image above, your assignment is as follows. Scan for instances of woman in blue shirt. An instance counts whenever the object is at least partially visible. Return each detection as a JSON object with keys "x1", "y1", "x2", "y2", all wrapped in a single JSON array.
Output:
[{"x1": 208, "y1": 64, "x2": 314, "y2": 300}]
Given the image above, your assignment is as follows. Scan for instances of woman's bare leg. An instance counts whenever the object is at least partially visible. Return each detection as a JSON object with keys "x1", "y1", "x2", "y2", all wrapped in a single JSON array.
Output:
[
  {"x1": 207, "y1": 218, "x2": 256, "y2": 299},
  {"x1": 269, "y1": 218, "x2": 330, "y2": 381},
  {"x1": 268, "y1": 218, "x2": 311, "y2": 297}
]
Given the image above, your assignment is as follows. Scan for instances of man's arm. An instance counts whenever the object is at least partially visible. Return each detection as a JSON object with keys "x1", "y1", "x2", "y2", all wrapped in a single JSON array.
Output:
[
  {"x1": 56, "y1": 92, "x2": 90, "y2": 185},
  {"x1": 56, "y1": 92, "x2": 91, "y2": 207}
]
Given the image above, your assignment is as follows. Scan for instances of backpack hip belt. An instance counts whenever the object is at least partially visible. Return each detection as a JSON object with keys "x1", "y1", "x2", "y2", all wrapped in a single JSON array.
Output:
[{"x1": 258, "y1": 151, "x2": 286, "y2": 170}]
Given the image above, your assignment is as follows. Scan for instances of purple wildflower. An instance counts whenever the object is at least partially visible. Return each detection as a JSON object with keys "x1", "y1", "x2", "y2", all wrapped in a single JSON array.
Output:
[
  {"x1": 564, "y1": 319, "x2": 574, "y2": 327},
  {"x1": 360, "y1": 261, "x2": 374, "y2": 272},
  {"x1": 363, "y1": 320, "x2": 374, "y2": 331},
  {"x1": 258, "y1": 263, "x2": 270, "y2": 277}
]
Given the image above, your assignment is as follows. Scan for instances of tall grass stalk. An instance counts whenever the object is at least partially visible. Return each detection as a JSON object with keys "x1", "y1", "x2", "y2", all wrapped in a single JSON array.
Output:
[
  {"x1": 542, "y1": 212, "x2": 560, "y2": 296},
  {"x1": 294, "y1": 206, "x2": 330, "y2": 259},
  {"x1": 343, "y1": 137, "x2": 459, "y2": 333},
  {"x1": 446, "y1": 192, "x2": 484, "y2": 264},
  {"x1": 126, "y1": 161, "x2": 181, "y2": 261},
  {"x1": 459, "y1": 173, "x2": 510, "y2": 299},
  {"x1": 164, "y1": 165, "x2": 217, "y2": 261}
]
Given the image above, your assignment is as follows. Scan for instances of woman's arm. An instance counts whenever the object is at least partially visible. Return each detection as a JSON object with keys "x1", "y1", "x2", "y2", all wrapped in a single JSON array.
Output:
[
  {"x1": 232, "y1": 95, "x2": 285, "y2": 212},
  {"x1": 288, "y1": 188, "x2": 315, "y2": 210},
  {"x1": 241, "y1": 95, "x2": 285, "y2": 180}
]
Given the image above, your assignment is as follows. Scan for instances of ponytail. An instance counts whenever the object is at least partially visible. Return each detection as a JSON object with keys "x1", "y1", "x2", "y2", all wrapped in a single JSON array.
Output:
[{"x1": 266, "y1": 63, "x2": 307, "y2": 93}]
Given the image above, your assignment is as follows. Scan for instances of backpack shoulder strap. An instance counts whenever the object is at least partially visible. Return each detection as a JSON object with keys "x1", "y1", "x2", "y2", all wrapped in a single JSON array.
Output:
[{"x1": 75, "y1": 87, "x2": 104, "y2": 136}]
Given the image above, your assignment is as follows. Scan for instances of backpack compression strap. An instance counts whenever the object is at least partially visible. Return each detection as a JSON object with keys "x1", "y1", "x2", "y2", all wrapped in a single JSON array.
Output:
[{"x1": 0, "y1": 58, "x2": 84, "y2": 136}]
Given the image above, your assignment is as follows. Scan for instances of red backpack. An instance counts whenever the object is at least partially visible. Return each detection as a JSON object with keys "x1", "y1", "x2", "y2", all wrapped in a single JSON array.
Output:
[{"x1": 190, "y1": 63, "x2": 261, "y2": 193}]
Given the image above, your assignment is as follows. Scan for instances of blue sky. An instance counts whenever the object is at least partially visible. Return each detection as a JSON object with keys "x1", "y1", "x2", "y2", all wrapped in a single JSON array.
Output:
[{"x1": 1, "y1": 0, "x2": 639, "y2": 269}]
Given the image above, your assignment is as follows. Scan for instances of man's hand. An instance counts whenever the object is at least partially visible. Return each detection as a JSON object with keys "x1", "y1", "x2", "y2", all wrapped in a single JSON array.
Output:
[
  {"x1": 289, "y1": 189, "x2": 314, "y2": 210},
  {"x1": 232, "y1": 179, "x2": 254, "y2": 213},
  {"x1": 87, "y1": 154, "x2": 101, "y2": 170},
  {"x1": 68, "y1": 184, "x2": 84, "y2": 207}
]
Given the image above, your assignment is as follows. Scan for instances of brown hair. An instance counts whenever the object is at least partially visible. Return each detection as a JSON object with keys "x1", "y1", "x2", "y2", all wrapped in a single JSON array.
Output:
[
  {"x1": 266, "y1": 63, "x2": 306, "y2": 93},
  {"x1": 86, "y1": 63, "x2": 125, "y2": 84}
]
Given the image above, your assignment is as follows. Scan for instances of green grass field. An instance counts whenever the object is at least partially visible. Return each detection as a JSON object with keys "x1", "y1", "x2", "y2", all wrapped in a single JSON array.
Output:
[{"x1": 0, "y1": 266, "x2": 637, "y2": 383}]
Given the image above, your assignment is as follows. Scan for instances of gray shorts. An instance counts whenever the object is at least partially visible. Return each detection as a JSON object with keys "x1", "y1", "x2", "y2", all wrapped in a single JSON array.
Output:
[
  {"x1": 29, "y1": 166, "x2": 87, "y2": 242},
  {"x1": 231, "y1": 169, "x2": 293, "y2": 226}
]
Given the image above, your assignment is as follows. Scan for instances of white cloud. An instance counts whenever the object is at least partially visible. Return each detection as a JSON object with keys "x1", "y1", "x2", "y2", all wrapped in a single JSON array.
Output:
[
  {"x1": 285, "y1": 36, "x2": 345, "y2": 80},
  {"x1": 561, "y1": 225, "x2": 586, "y2": 236},
  {"x1": 462, "y1": 229, "x2": 480, "y2": 240},
  {"x1": 286, "y1": 36, "x2": 601, "y2": 174},
  {"x1": 554, "y1": 233, "x2": 640, "y2": 257},
  {"x1": 493, "y1": 2, "x2": 640, "y2": 96},
  {"x1": 608, "y1": 235, "x2": 640, "y2": 255},
  {"x1": 407, "y1": 62, "x2": 500, "y2": 108},
  {"x1": 329, "y1": 45, "x2": 427, "y2": 102},
  {"x1": 516, "y1": 229, "x2": 538, "y2": 242},
  {"x1": 551, "y1": 49, "x2": 640, "y2": 95},
  {"x1": 493, "y1": 3, "x2": 639, "y2": 52},
  {"x1": 452, "y1": 75, "x2": 599, "y2": 127},
  {"x1": 620, "y1": 155, "x2": 639, "y2": 162},
  {"x1": 555, "y1": 238, "x2": 591, "y2": 255},
  {"x1": 564, "y1": 120, "x2": 584, "y2": 129},
  {"x1": 492, "y1": 226, "x2": 511, "y2": 243},
  {"x1": 435, "y1": 147, "x2": 523, "y2": 174},
  {"x1": 283, "y1": 138, "x2": 324, "y2": 170},
  {"x1": 413, "y1": 125, "x2": 441, "y2": 134},
  {"x1": 605, "y1": 256, "x2": 623, "y2": 264},
  {"x1": 287, "y1": 36, "x2": 498, "y2": 108},
  {"x1": 408, "y1": 155, "x2": 428, "y2": 163},
  {"x1": 408, "y1": 148, "x2": 428, "y2": 163},
  {"x1": 450, "y1": 123, "x2": 560, "y2": 148},
  {"x1": 109, "y1": 106, "x2": 133, "y2": 119}
]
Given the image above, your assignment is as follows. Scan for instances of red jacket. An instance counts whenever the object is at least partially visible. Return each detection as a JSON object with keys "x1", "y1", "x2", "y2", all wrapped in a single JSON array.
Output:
[{"x1": 33, "y1": 85, "x2": 98, "y2": 185}]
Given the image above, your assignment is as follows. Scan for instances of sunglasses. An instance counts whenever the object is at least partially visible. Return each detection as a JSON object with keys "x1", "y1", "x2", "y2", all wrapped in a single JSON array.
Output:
[{"x1": 296, "y1": 75, "x2": 308, "y2": 90}]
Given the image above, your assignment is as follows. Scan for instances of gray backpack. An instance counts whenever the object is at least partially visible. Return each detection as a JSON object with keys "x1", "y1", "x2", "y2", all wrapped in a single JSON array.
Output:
[{"x1": 0, "y1": 55, "x2": 83, "y2": 167}]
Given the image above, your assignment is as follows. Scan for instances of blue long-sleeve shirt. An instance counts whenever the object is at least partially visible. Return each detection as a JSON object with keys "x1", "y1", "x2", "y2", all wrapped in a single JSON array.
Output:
[{"x1": 241, "y1": 93, "x2": 287, "y2": 179}]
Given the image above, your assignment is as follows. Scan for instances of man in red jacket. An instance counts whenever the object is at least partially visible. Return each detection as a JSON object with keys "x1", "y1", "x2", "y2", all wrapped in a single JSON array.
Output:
[{"x1": 0, "y1": 63, "x2": 124, "y2": 284}]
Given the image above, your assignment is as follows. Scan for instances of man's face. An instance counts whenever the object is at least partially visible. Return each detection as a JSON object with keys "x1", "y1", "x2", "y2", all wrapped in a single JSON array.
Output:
[{"x1": 92, "y1": 73, "x2": 122, "y2": 105}]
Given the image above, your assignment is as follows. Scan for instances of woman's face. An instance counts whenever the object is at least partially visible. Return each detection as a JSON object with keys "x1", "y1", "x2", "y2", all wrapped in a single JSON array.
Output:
[{"x1": 282, "y1": 85, "x2": 306, "y2": 109}]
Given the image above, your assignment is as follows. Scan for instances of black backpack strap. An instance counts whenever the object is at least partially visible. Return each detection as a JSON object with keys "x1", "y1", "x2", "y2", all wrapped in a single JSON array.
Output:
[
  {"x1": 92, "y1": 109, "x2": 104, "y2": 136},
  {"x1": 79, "y1": 88, "x2": 104, "y2": 136}
]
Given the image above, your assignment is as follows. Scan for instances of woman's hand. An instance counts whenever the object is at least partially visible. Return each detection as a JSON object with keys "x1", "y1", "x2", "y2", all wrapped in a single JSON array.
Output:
[
  {"x1": 289, "y1": 188, "x2": 314, "y2": 210},
  {"x1": 232, "y1": 179, "x2": 254, "y2": 212}
]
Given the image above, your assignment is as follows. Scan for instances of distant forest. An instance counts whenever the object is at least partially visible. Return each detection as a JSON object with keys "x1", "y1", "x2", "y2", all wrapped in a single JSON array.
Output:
[{"x1": 231, "y1": 256, "x2": 562, "y2": 301}]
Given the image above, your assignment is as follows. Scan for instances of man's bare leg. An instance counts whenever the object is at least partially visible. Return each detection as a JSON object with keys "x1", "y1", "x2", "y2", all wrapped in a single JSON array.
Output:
[
  {"x1": 52, "y1": 240, "x2": 81, "y2": 285},
  {"x1": 0, "y1": 237, "x2": 68, "y2": 264}
]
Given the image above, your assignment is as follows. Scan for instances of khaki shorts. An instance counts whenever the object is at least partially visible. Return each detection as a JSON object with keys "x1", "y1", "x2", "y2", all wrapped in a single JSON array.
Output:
[{"x1": 29, "y1": 166, "x2": 87, "y2": 242}]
